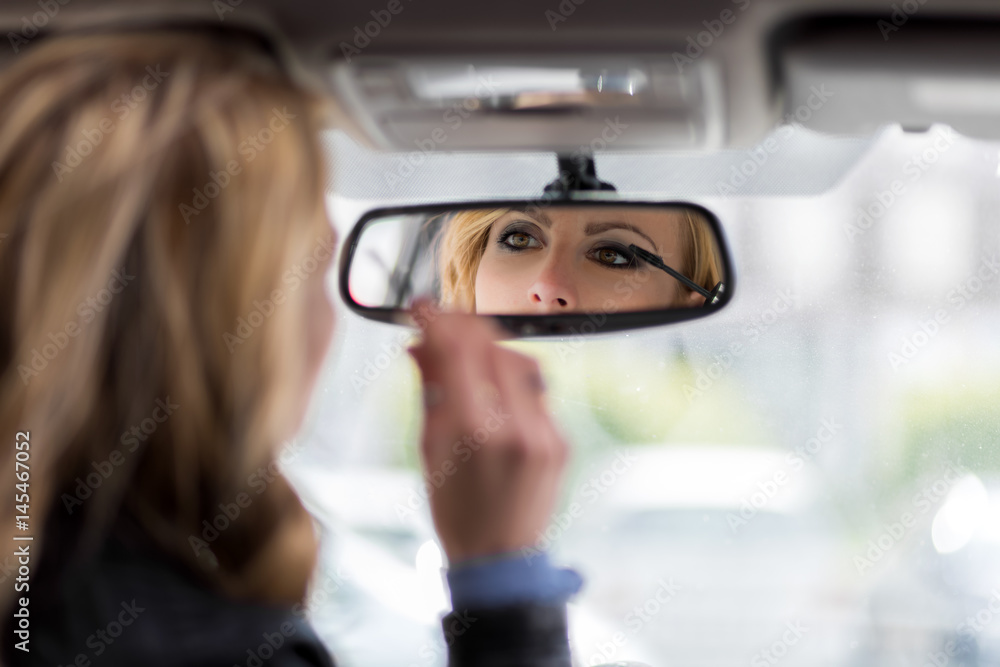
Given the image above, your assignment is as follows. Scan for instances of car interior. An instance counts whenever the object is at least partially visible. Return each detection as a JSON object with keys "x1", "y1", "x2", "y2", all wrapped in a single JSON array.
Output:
[{"x1": 3, "y1": 0, "x2": 1000, "y2": 665}]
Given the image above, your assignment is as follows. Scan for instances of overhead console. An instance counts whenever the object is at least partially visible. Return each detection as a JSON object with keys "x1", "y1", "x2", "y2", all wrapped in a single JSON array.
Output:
[{"x1": 773, "y1": 16, "x2": 1000, "y2": 140}]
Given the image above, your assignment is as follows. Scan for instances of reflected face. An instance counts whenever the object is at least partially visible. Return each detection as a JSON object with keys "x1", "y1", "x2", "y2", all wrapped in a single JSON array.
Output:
[{"x1": 474, "y1": 207, "x2": 704, "y2": 314}]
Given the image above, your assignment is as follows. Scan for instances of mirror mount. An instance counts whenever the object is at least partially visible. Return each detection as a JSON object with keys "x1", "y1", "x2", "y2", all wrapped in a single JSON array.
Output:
[{"x1": 542, "y1": 153, "x2": 617, "y2": 199}]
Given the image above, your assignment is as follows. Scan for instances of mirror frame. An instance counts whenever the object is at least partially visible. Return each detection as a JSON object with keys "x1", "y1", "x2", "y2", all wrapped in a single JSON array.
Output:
[{"x1": 338, "y1": 199, "x2": 736, "y2": 337}]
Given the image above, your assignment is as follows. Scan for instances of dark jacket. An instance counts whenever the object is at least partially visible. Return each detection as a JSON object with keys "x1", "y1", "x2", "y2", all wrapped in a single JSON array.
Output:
[{"x1": 3, "y1": 526, "x2": 573, "y2": 667}]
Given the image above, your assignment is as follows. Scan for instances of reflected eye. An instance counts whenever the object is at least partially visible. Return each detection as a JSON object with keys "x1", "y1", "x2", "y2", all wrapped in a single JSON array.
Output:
[
  {"x1": 505, "y1": 232, "x2": 535, "y2": 249},
  {"x1": 590, "y1": 245, "x2": 637, "y2": 268},
  {"x1": 497, "y1": 225, "x2": 543, "y2": 252}
]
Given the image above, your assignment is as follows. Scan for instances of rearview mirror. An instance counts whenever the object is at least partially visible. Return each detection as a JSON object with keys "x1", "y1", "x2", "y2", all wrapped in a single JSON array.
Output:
[{"x1": 339, "y1": 200, "x2": 734, "y2": 336}]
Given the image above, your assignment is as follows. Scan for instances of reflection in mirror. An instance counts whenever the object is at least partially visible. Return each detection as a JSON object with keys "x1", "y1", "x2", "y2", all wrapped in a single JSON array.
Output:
[{"x1": 347, "y1": 204, "x2": 727, "y2": 317}]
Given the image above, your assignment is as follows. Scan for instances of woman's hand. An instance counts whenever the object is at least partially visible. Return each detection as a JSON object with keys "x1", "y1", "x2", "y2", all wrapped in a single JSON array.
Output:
[{"x1": 408, "y1": 306, "x2": 568, "y2": 564}]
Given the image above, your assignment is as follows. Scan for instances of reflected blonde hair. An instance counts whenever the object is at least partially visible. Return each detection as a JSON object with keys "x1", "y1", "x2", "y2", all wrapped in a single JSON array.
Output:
[
  {"x1": 437, "y1": 209, "x2": 509, "y2": 312},
  {"x1": 0, "y1": 31, "x2": 331, "y2": 610},
  {"x1": 437, "y1": 206, "x2": 723, "y2": 310},
  {"x1": 680, "y1": 208, "x2": 724, "y2": 298}
]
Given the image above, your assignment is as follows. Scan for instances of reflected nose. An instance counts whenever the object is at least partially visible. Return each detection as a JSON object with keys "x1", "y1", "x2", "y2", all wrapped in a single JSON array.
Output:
[{"x1": 528, "y1": 262, "x2": 578, "y2": 312}]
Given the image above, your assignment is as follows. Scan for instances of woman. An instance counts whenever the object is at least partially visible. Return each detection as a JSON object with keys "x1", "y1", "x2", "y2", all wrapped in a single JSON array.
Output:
[
  {"x1": 437, "y1": 205, "x2": 723, "y2": 313},
  {"x1": 0, "y1": 29, "x2": 577, "y2": 666}
]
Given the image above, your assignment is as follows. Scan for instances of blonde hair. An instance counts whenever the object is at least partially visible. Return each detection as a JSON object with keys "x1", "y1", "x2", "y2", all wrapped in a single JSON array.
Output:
[
  {"x1": 436, "y1": 208, "x2": 510, "y2": 312},
  {"x1": 679, "y1": 208, "x2": 724, "y2": 298},
  {"x1": 0, "y1": 31, "x2": 331, "y2": 609},
  {"x1": 437, "y1": 205, "x2": 723, "y2": 310}
]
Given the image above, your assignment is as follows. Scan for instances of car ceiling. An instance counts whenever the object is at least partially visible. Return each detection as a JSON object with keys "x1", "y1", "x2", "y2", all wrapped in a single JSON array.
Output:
[
  {"x1": 3, "y1": 0, "x2": 1000, "y2": 150},
  {"x1": 4, "y1": 0, "x2": 1000, "y2": 51}
]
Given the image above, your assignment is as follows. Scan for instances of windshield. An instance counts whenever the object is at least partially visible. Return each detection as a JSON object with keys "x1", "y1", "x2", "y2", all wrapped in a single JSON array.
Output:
[{"x1": 287, "y1": 124, "x2": 1000, "y2": 667}]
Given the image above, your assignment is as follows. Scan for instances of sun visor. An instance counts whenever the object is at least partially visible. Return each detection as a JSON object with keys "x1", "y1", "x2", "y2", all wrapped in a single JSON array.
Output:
[{"x1": 329, "y1": 55, "x2": 727, "y2": 152}]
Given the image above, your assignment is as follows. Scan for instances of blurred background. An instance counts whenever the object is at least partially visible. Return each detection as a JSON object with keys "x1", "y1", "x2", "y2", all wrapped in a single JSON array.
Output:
[{"x1": 283, "y1": 123, "x2": 1000, "y2": 667}]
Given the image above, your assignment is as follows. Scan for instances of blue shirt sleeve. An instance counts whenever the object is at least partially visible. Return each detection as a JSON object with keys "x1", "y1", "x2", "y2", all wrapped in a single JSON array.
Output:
[{"x1": 446, "y1": 550, "x2": 583, "y2": 610}]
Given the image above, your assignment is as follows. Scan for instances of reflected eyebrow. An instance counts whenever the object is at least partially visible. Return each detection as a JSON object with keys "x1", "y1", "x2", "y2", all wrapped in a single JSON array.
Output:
[
  {"x1": 507, "y1": 207, "x2": 553, "y2": 227},
  {"x1": 584, "y1": 222, "x2": 659, "y2": 253}
]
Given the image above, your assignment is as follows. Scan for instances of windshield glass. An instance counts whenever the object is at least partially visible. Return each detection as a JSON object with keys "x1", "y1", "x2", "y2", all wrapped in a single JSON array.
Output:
[{"x1": 288, "y1": 124, "x2": 1000, "y2": 667}]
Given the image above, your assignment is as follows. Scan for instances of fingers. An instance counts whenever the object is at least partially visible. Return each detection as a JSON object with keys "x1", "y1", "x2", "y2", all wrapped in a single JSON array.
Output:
[
  {"x1": 408, "y1": 309, "x2": 504, "y2": 464},
  {"x1": 490, "y1": 346, "x2": 568, "y2": 523},
  {"x1": 407, "y1": 306, "x2": 568, "y2": 560},
  {"x1": 490, "y1": 347, "x2": 556, "y2": 459}
]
